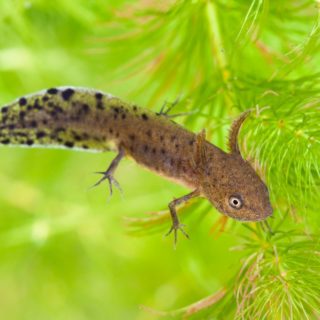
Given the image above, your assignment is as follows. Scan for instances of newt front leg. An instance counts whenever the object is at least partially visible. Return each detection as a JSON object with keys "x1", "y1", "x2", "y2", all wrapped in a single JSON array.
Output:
[{"x1": 166, "y1": 189, "x2": 200, "y2": 245}]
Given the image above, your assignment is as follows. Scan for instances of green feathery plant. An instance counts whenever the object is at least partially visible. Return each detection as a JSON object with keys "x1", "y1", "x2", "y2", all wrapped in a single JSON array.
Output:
[
  {"x1": 0, "y1": 0, "x2": 320, "y2": 319},
  {"x1": 95, "y1": 0, "x2": 320, "y2": 318}
]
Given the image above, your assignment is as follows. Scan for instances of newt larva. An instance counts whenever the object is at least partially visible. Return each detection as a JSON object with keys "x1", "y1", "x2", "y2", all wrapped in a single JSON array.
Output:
[{"x1": 0, "y1": 87, "x2": 273, "y2": 243}]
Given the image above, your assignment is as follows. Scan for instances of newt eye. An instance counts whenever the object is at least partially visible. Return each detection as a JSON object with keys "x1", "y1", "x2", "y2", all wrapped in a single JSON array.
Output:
[{"x1": 229, "y1": 195, "x2": 243, "y2": 209}]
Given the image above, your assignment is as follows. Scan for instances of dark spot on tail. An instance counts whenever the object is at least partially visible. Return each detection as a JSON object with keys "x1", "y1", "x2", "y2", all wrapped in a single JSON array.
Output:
[
  {"x1": 34, "y1": 99, "x2": 42, "y2": 110},
  {"x1": 112, "y1": 106, "x2": 120, "y2": 113},
  {"x1": 95, "y1": 92, "x2": 103, "y2": 100},
  {"x1": 30, "y1": 120, "x2": 37, "y2": 128},
  {"x1": 61, "y1": 88, "x2": 75, "y2": 101},
  {"x1": 142, "y1": 113, "x2": 148, "y2": 121},
  {"x1": 82, "y1": 104, "x2": 90, "y2": 113},
  {"x1": 19, "y1": 111, "x2": 26, "y2": 119},
  {"x1": 19, "y1": 97, "x2": 27, "y2": 106},
  {"x1": 47, "y1": 88, "x2": 59, "y2": 94},
  {"x1": 65, "y1": 141, "x2": 74, "y2": 148},
  {"x1": 0, "y1": 139, "x2": 10, "y2": 144},
  {"x1": 26, "y1": 139, "x2": 34, "y2": 146},
  {"x1": 72, "y1": 132, "x2": 82, "y2": 141},
  {"x1": 36, "y1": 131, "x2": 46, "y2": 139}
]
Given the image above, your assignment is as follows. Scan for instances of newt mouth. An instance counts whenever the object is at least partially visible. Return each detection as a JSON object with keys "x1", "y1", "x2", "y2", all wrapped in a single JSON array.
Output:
[{"x1": 226, "y1": 205, "x2": 273, "y2": 222}]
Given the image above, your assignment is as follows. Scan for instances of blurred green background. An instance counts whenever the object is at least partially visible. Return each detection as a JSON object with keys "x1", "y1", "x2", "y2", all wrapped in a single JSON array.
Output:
[
  {"x1": 0, "y1": 1, "x2": 242, "y2": 319},
  {"x1": 1, "y1": 1, "x2": 320, "y2": 319}
]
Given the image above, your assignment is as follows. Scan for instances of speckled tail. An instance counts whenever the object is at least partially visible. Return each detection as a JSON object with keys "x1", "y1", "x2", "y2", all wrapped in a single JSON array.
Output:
[{"x1": 0, "y1": 87, "x2": 113, "y2": 151}]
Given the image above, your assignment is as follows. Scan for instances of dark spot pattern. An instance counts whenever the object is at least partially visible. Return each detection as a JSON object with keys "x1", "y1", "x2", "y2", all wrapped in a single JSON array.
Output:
[
  {"x1": 142, "y1": 113, "x2": 148, "y2": 121},
  {"x1": 1, "y1": 139, "x2": 10, "y2": 144},
  {"x1": 65, "y1": 141, "x2": 74, "y2": 148},
  {"x1": 30, "y1": 120, "x2": 37, "y2": 128},
  {"x1": 36, "y1": 131, "x2": 46, "y2": 139},
  {"x1": 61, "y1": 88, "x2": 75, "y2": 101},
  {"x1": 19, "y1": 98, "x2": 27, "y2": 106},
  {"x1": 95, "y1": 92, "x2": 103, "y2": 100},
  {"x1": 26, "y1": 139, "x2": 34, "y2": 146},
  {"x1": 82, "y1": 104, "x2": 90, "y2": 113},
  {"x1": 19, "y1": 111, "x2": 26, "y2": 119},
  {"x1": 47, "y1": 88, "x2": 58, "y2": 94},
  {"x1": 33, "y1": 99, "x2": 42, "y2": 110}
]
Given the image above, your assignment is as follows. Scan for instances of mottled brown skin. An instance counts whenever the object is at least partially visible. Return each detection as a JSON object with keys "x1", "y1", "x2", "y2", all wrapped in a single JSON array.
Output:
[{"x1": 0, "y1": 87, "x2": 273, "y2": 242}]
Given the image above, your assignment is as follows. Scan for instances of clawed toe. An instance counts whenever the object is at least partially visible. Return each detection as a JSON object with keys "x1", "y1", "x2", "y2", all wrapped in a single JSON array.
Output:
[
  {"x1": 166, "y1": 223, "x2": 190, "y2": 246},
  {"x1": 92, "y1": 171, "x2": 122, "y2": 196}
]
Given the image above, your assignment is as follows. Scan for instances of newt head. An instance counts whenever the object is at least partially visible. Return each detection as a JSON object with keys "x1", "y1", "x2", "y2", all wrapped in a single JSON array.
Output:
[
  {"x1": 202, "y1": 153, "x2": 273, "y2": 222},
  {"x1": 199, "y1": 110, "x2": 273, "y2": 222}
]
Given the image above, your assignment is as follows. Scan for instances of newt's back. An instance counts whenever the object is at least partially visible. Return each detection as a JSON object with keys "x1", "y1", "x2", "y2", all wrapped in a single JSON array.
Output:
[{"x1": 0, "y1": 87, "x2": 224, "y2": 189}]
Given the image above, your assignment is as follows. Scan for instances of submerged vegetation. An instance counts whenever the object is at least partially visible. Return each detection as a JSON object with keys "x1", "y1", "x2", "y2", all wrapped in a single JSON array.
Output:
[{"x1": 0, "y1": 0, "x2": 319, "y2": 319}]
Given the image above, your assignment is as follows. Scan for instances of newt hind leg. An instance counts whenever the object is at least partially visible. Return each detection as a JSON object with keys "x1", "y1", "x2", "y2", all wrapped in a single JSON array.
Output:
[{"x1": 92, "y1": 148, "x2": 125, "y2": 196}]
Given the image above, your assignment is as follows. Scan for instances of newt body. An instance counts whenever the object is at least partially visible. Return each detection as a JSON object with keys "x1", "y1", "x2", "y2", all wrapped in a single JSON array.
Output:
[{"x1": 0, "y1": 87, "x2": 273, "y2": 241}]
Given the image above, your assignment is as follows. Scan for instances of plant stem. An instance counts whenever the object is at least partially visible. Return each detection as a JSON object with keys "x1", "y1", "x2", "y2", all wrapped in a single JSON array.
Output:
[{"x1": 205, "y1": 0, "x2": 230, "y2": 83}]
